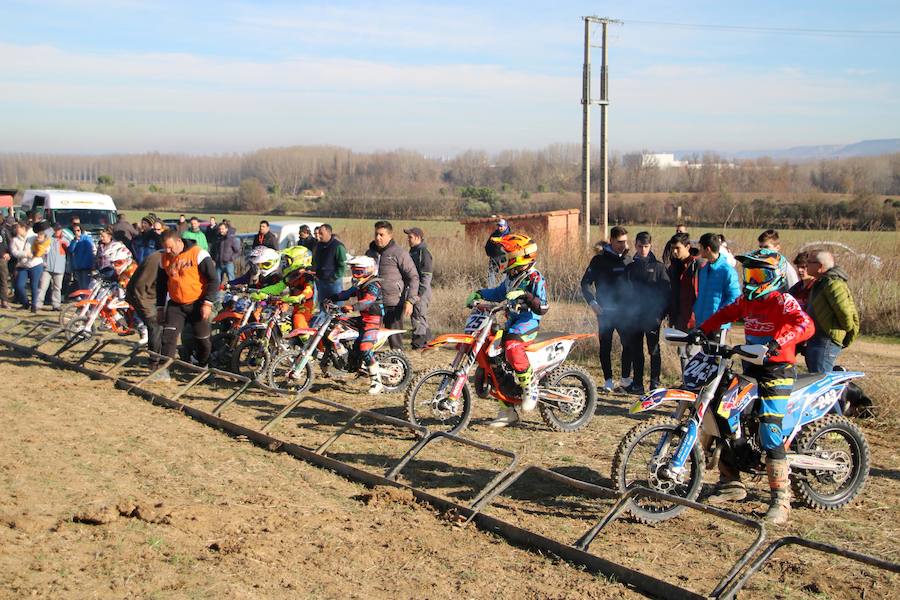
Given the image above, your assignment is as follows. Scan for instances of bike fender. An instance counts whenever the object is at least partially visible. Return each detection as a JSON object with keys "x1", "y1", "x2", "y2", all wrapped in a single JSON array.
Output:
[
  {"x1": 630, "y1": 388, "x2": 697, "y2": 414},
  {"x1": 74, "y1": 299, "x2": 100, "y2": 308},
  {"x1": 68, "y1": 289, "x2": 93, "y2": 298},
  {"x1": 426, "y1": 333, "x2": 475, "y2": 348},
  {"x1": 213, "y1": 311, "x2": 243, "y2": 323},
  {"x1": 286, "y1": 327, "x2": 316, "y2": 339}
]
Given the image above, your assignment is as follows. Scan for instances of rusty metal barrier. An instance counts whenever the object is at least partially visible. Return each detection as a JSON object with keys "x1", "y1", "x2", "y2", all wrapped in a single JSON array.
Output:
[{"x1": 1, "y1": 316, "x2": 896, "y2": 600}]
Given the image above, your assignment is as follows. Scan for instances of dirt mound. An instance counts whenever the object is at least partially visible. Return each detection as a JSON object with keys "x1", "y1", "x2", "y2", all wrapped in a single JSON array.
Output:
[
  {"x1": 71, "y1": 499, "x2": 172, "y2": 526},
  {"x1": 356, "y1": 485, "x2": 418, "y2": 508}
]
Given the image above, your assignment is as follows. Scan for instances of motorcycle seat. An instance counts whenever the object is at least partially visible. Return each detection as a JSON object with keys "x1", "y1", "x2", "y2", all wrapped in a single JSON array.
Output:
[
  {"x1": 792, "y1": 372, "x2": 829, "y2": 392},
  {"x1": 523, "y1": 331, "x2": 567, "y2": 347}
]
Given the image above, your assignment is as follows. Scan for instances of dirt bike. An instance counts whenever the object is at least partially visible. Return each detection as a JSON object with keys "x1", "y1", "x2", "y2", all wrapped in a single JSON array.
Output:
[
  {"x1": 266, "y1": 303, "x2": 412, "y2": 394},
  {"x1": 612, "y1": 328, "x2": 870, "y2": 523},
  {"x1": 58, "y1": 270, "x2": 108, "y2": 329},
  {"x1": 229, "y1": 297, "x2": 298, "y2": 380},
  {"x1": 404, "y1": 301, "x2": 597, "y2": 434},
  {"x1": 207, "y1": 285, "x2": 260, "y2": 370},
  {"x1": 64, "y1": 278, "x2": 145, "y2": 343}
]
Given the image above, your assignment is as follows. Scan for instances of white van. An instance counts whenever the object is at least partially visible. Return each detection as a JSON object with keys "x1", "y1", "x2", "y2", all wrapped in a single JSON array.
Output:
[{"x1": 19, "y1": 190, "x2": 117, "y2": 236}]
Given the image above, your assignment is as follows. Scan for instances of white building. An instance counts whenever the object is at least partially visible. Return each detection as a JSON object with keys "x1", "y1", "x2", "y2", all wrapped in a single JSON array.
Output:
[{"x1": 641, "y1": 153, "x2": 686, "y2": 168}]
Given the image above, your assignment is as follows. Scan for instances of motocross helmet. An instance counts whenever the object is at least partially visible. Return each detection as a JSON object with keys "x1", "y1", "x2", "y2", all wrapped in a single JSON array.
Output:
[
  {"x1": 347, "y1": 255, "x2": 377, "y2": 284},
  {"x1": 492, "y1": 233, "x2": 537, "y2": 275},
  {"x1": 103, "y1": 241, "x2": 134, "y2": 275},
  {"x1": 249, "y1": 246, "x2": 281, "y2": 277},
  {"x1": 737, "y1": 248, "x2": 784, "y2": 301},
  {"x1": 281, "y1": 246, "x2": 312, "y2": 276}
]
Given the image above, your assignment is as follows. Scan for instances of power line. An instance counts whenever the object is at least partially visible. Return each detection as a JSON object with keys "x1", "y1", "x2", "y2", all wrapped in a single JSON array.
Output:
[{"x1": 625, "y1": 19, "x2": 900, "y2": 38}]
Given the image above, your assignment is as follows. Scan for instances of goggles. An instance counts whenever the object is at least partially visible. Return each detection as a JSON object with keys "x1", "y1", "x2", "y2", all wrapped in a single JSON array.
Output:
[{"x1": 743, "y1": 266, "x2": 776, "y2": 285}]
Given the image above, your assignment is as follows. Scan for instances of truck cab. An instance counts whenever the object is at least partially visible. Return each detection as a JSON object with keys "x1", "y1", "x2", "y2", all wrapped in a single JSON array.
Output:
[{"x1": 18, "y1": 190, "x2": 117, "y2": 239}]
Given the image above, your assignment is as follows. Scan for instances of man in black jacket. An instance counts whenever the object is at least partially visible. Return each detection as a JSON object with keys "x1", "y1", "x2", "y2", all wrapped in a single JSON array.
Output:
[
  {"x1": 623, "y1": 232, "x2": 670, "y2": 395},
  {"x1": 254, "y1": 220, "x2": 279, "y2": 250},
  {"x1": 405, "y1": 227, "x2": 433, "y2": 349},
  {"x1": 580, "y1": 225, "x2": 633, "y2": 392},
  {"x1": 0, "y1": 221, "x2": 9, "y2": 308},
  {"x1": 484, "y1": 218, "x2": 510, "y2": 286}
]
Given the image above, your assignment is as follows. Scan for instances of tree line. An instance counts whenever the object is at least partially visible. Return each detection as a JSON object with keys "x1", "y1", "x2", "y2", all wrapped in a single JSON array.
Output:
[{"x1": 1, "y1": 145, "x2": 898, "y2": 228}]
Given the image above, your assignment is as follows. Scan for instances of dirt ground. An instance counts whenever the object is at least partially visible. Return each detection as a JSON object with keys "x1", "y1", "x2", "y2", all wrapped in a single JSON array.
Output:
[{"x1": 0, "y1": 311, "x2": 898, "y2": 599}]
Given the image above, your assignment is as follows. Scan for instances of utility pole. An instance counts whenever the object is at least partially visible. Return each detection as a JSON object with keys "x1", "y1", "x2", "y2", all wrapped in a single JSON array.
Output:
[{"x1": 582, "y1": 16, "x2": 621, "y2": 244}]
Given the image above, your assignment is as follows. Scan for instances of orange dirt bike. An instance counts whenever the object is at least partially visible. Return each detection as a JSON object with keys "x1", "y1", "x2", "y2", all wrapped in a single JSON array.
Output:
[
  {"x1": 63, "y1": 277, "x2": 146, "y2": 343},
  {"x1": 58, "y1": 270, "x2": 108, "y2": 329},
  {"x1": 404, "y1": 301, "x2": 598, "y2": 434},
  {"x1": 207, "y1": 285, "x2": 262, "y2": 370}
]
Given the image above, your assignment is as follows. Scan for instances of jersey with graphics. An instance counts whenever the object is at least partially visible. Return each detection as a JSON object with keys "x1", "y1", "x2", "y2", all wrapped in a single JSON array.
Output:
[{"x1": 478, "y1": 268, "x2": 549, "y2": 336}]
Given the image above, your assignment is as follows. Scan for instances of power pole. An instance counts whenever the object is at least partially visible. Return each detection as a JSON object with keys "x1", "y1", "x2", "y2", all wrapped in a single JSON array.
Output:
[{"x1": 582, "y1": 16, "x2": 621, "y2": 244}]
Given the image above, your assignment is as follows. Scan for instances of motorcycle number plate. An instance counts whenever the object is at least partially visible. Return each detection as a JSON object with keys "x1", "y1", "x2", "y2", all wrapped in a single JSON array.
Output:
[
  {"x1": 464, "y1": 312, "x2": 488, "y2": 334},
  {"x1": 682, "y1": 354, "x2": 718, "y2": 390}
]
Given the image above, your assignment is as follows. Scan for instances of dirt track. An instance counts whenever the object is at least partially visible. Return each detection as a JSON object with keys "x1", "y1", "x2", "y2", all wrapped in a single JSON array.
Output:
[{"x1": 1, "y1": 314, "x2": 898, "y2": 598}]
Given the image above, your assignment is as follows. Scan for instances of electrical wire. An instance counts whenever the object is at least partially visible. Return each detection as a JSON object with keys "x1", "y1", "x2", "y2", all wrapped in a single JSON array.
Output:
[{"x1": 623, "y1": 19, "x2": 900, "y2": 38}]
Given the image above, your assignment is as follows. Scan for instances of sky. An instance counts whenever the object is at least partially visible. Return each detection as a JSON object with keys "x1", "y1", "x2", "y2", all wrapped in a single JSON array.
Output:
[{"x1": 0, "y1": 0, "x2": 898, "y2": 156}]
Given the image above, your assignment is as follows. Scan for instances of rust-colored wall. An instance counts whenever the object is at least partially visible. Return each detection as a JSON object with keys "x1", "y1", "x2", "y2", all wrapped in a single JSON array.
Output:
[{"x1": 461, "y1": 209, "x2": 580, "y2": 254}]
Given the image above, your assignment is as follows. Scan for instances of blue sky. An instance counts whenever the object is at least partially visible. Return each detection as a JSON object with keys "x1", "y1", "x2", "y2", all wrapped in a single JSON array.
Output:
[{"x1": 1, "y1": 0, "x2": 898, "y2": 155}]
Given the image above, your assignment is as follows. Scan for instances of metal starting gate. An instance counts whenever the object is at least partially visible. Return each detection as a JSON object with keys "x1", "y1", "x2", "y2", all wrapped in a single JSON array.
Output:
[{"x1": 0, "y1": 314, "x2": 896, "y2": 599}]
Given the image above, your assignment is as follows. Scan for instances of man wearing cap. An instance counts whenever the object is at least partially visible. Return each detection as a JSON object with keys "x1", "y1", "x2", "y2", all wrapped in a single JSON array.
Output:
[
  {"x1": 485, "y1": 218, "x2": 511, "y2": 287},
  {"x1": 405, "y1": 227, "x2": 433, "y2": 349}
]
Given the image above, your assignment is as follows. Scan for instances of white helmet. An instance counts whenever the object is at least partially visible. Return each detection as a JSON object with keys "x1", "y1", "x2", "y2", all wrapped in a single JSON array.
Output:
[
  {"x1": 347, "y1": 255, "x2": 377, "y2": 283},
  {"x1": 249, "y1": 246, "x2": 281, "y2": 277},
  {"x1": 103, "y1": 241, "x2": 134, "y2": 275}
]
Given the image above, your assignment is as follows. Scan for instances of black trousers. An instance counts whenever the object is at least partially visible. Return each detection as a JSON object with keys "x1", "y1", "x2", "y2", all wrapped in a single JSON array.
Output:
[
  {"x1": 625, "y1": 327, "x2": 661, "y2": 387},
  {"x1": 0, "y1": 259, "x2": 8, "y2": 303},
  {"x1": 383, "y1": 304, "x2": 404, "y2": 350},
  {"x1": 161, "y1": 301, "x2": 211, "y2": 366},
  {"x1": 598, "y1": 316, "x2": 631, "y2": 381}
]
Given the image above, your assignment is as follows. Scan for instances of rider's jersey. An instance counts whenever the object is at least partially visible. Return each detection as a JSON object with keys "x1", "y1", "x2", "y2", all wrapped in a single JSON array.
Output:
[
  {"x1": 332, "y1": 278, "x2": 384, "y2": 326},
  {"x1": 256, "y1": 271, "x2": 316, "y2": 316},
  {"x1": 700, "y1": 291, "x2": 814, "y2": 364},
  {"x1": 479, "y1": 268, "x2": 549, "y2": 336}
]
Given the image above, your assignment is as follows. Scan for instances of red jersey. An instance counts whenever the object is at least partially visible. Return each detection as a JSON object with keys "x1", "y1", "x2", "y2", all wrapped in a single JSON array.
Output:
[{"x1": 700, "y1": 292, "x2": 814, "y2": 364}]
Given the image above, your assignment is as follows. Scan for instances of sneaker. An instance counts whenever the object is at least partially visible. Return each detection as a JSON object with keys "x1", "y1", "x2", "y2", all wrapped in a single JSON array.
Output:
[
  {"x1": 623, "y1": 383, "x2": 645, "y2": 396},
  {"x1": 488, "y1": 405, "x2": 520, "y2": 428},
  {"x1": 617, "y1": 377, "x2": 633, "y2": 389},
  {"x1": 148, "y1": 368, "x2": 172, "y2": 382},
  {"x1": 601, "y1": 378, "x2": 615, "y2": 392}
]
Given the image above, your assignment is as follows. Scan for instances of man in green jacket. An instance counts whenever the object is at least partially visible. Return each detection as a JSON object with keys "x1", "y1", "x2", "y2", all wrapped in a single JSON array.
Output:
[
  {"x1": 181, "y1": 217, "x2": 209, "y2": 251},
  {"x1": 804, "y1": 250, "x2": 860, "y2": 373}
]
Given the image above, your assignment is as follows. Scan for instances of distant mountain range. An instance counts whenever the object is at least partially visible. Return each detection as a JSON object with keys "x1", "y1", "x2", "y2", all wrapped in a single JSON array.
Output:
[{"x1": 670, "y1": 139, "x2": 900, "y2": 162}]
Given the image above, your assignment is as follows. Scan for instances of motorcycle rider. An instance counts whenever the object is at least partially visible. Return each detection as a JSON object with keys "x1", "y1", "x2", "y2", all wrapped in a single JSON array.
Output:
[
  {"x1": 467, "y1": 234, "x2": 549, "y2": 428},
  {"x1": 327, "y1": 255, "x2": 385, "y2": 395},
  {"x1": 102, "y1": 241, "x2": 149, "y2": 345},
  {"x1": 250, "y1": 246, "x2": 316, "y2": 330},
  {"x1": 228, "y1": 246, "x2": 282, "y2": 289},
  {"x1": 696, "y1": 248, "x2": 814, "y2": 525}
]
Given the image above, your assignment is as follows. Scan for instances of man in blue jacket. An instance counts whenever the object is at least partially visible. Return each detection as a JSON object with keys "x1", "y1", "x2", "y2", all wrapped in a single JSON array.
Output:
[
  {"x1": 68, "y1": 224, "x2": 95, "y2": 292},
  {"x1": 693, "y1": 233, "x2": 740, "y2": 341}
]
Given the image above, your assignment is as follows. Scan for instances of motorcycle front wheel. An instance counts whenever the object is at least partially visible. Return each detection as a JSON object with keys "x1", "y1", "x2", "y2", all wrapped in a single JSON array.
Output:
[
  {"x1": 611, "y1": 416, "x2": 705, "y2": 523},
  {"x1": 231, "y1": 334, "x2": 270, "y2": 380},
  {"x1": 267, "y1": 350, "x2": 315, "y2": 394},
  {"x1": 404, "y1": 368, "x2": 472, "y2": 434}
]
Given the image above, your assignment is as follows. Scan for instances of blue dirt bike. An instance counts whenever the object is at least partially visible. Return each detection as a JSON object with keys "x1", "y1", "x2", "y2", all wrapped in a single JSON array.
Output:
[{"x1": 612, "y1": 328, "x2": 870, "y2": 522}]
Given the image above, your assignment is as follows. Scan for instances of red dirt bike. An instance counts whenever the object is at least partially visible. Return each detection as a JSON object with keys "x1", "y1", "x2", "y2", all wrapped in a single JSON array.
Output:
[
  {"x1": 207, "y1": 285, "x2": 261, "y2": 370},
  {"x1": 404, "y1": 301, "x2": 598, "y2": 434}
]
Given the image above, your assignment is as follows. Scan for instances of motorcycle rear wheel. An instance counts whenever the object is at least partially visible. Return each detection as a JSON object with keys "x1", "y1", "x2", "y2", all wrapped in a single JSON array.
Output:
[
  {"x1": 792, "y1": 414, "x2": 870, "y2": 511},
  {"x1": 611, "y1": 416, "x2": 705, "y2": 523},
  {"x1": 404, "y1": 368, "x2": 472, "y2": 434},
  {"x1": 538, "y1": 364, "x2": 597, "y2": 433},
  {"x1": 374, "y1": 349, "x2": 413, "y2": 392}
]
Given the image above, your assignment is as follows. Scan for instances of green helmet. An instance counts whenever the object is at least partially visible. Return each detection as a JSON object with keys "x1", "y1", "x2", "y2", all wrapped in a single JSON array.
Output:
[
  {"x1": 737, "y1": 248, "x2": 785, "y2": 301},
  {"x1": 280, "y1": 246, "x2": 312, "y2": 276}
]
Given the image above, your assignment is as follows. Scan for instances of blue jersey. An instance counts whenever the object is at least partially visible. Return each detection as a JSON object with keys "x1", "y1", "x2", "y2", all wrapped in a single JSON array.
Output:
[{"x1": 479, "y1": 268, "x2": 548, "y2": 335}]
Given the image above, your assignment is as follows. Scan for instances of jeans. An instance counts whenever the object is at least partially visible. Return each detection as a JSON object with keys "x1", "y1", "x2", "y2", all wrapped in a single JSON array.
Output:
[
  {"x1": 625, "y1": 327, "x2": 661, "y2": 388},
  {"x1": 315, "y1": 279, "x2": 343, "y2": 309},
  {"x1": 74, "y1": 269, "x2": 92, "y2": 292},
  {"x1": 805, "y1": 335, "x2": 842, "y2": 374},
  {"x1": 38, "y1": 270, "x2": 64, "y2": 309},
  {"x1": 217, "y1": 262, "x2": 235, "y2": 284},
  {"x1": 15, "y1": 265, "x2": 43, "y2": 309}
]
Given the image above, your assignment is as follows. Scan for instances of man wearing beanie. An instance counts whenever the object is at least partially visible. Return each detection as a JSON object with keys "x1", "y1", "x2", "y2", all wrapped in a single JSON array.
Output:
[{"x1": 133, "y1": 215, "x2": 162, "y2": 264}]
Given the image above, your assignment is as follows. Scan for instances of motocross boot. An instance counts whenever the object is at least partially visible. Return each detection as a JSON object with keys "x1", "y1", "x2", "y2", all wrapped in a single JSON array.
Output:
[
  {"x1": 367, "y1": 363, "x2": 384, "y2": 395},
  {"x1": 516, "y1": 368, "x2": 538, "y2": 412},
  {"x1": 488, "y1": 403, "x2": 520, "y2": 428},
  {"x1": 706, "y1": 460, "x2": 747, "y2": 505},
  {"x1": 764, "y1": 459, "x2": 792, "y2": 526}
]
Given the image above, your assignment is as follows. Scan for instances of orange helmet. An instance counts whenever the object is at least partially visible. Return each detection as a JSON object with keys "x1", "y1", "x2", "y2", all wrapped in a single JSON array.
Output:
[{"x1": 492, "y1": 234, "x2": 537, "y2": 274}]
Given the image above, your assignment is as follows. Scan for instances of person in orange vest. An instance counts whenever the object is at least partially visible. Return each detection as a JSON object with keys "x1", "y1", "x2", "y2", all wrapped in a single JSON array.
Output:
[{"x1": 153, "y1": 229, "x2": 219, "y2": 379}]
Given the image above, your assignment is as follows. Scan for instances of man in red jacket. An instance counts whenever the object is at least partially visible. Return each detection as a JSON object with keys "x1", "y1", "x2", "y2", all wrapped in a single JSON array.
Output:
[{"x1": 698, "y1": 248, "x2": 814, "y2": 525}]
